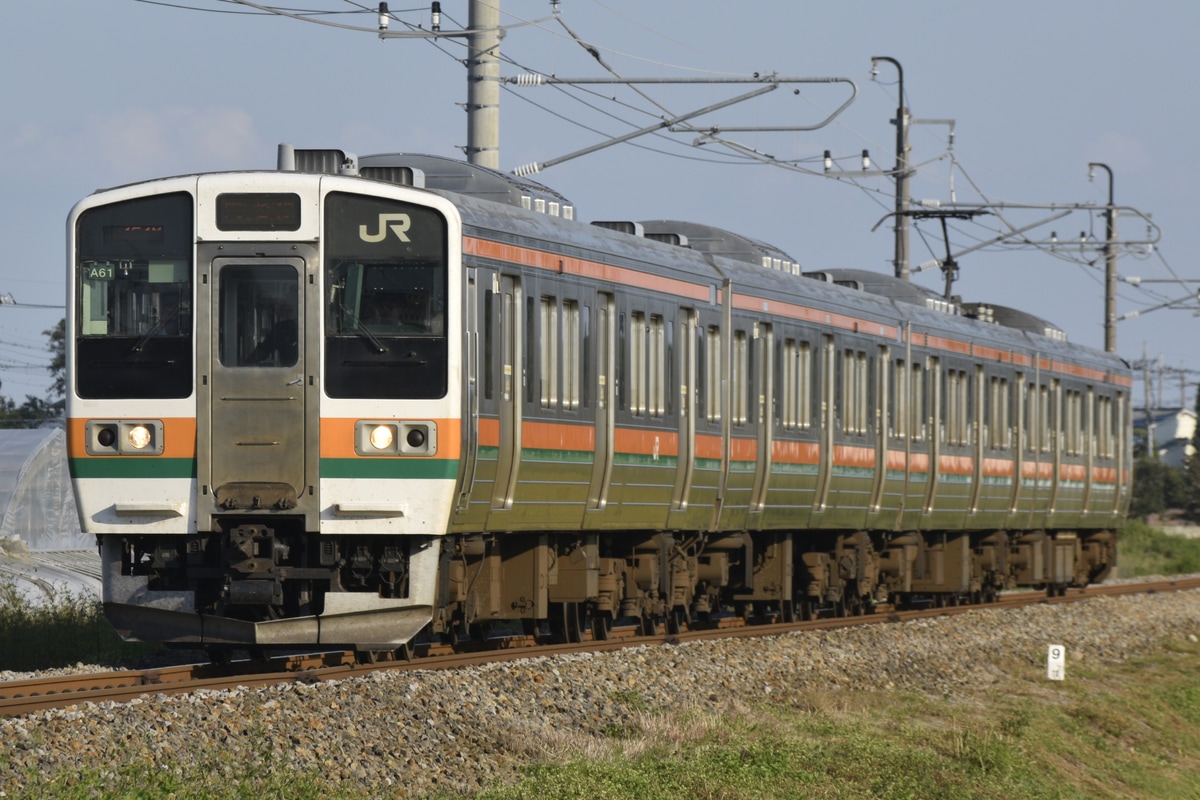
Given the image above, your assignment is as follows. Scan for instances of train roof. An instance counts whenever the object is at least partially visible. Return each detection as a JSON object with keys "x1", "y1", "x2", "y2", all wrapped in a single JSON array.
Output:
[{"x1": 279, "y1": 147, "x2": 1124, "y2": 374}]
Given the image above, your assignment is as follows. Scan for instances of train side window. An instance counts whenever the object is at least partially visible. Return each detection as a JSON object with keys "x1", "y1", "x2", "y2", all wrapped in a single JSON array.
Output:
[
  {"x1": 989, "y1": 376, "x2": 1010, "y2": 449},
  {"x1": 912, "y1": 362, "x2": 925, "y2": 441},
  {"x1": 944, "y1": 370, "x2": 957, "y2": 445},
  {"x1": 876, "y1": 346, "x2": 889, "y2": 438},
  {"x1": 617, "y1": 312, "x2": 627, "y2": 412},
  {"x1": 1051, "y1": 381, "x2": 1063, "y2": 454},
  {"x1": 1039, "y1": 385, "x2": 1051, "y2": 453},
  {"x1": 650, "y1": 314, "x2": 665, "y2": 418},
  {"x1": 781, "y1": 339, "x2": 813, "y2": 430},
  {"x1": 1014, "y1": 374, "x2": 1026, "y2": 451},
  {"x1": 483, "y1": 291, "x2": 495, "y2": 401},
  {"x1": 859, "y1": 352, "x2": 869, "y2": 435},
  {"x1": 799, "y1": 341, "x2": 812, "y2": 429},
  {"x1": 781, "y1": 339, "x2": 797, "y2": 429},
  {"x1": 1026, "y1": 382, "x2": 1038, "y2": 453},
  {"x1": 630, "y1": 311, "x2": 646, "y2": 416},
  {"x1": 564, "y1": 300, "x2": 581, "y2": 411},
  {"x1": 958, "y1": 369, "x2": 970, "y2": 445},
  {"x1": 1113, "y1": 392, "x2": 1126, "y2": 460},
  {"x1": 893, "y1": 359, "x2": 907, "y2": 439},
  {"x1": 733, "y1": 330, "x2": 749, "y2": 426},
  {"x1": 1065, "y1": 388, "x2": 1080, "y2": 455},
  {"x1": 1087, "y1": 388, "x2": 1097, "y2": 458},
  {"x1": 838, "y1": 349, "x2": 869, "y2": 435},
  {"x1": 581, "y1": 303, "x2": 591, "y2": 409},
  {"x1": 705, "y1": 326, "x2": 722, "y2": 423},
  {"x1": 539, "y1": 296, "x2": 558, "y2": 409},
  {"x1": 1098, "y1": 394, "x2": 1112, "y2": 458}
]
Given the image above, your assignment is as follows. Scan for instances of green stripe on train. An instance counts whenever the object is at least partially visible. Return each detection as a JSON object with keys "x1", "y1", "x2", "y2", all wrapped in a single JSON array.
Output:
[
  {"x1": 320, "y1": 459, "x2": 459, "y2": 479},
  {"x1": 69, "y1": 458, "x2": 196, "y2": 479}
]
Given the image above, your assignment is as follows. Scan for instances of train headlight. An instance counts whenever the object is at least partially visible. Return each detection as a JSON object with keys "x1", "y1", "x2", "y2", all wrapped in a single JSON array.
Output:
[
  {"x1": 127, "y1": 425, "x2": 152, "y2": 450},
  {"x1": 354, "y1": 420, "x2": 436, "y2": 456},
  {"x1": 369, "y1": 424, "x2": 394, "y2": 451},
  {"x1": 85, "y1": 420, "x2": 165, "y2": 456}
]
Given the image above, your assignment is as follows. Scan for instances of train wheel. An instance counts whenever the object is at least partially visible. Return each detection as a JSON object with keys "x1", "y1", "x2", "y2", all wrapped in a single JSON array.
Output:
[
  {"x1": 561, "y1": 603, "x2": 585, "y2": 644},
  {"x1": 780, "y1": 600, "x2": 797, "y2": 624},
  {"x1": 799, "y1": 599, "x2": 816, "y2": 621},
  {"x1": 667, "y1": 607, "x2": 688, "y2": 635},
  {"x1": 592, "y1": 611, "x2": 613, "y2": 641}
]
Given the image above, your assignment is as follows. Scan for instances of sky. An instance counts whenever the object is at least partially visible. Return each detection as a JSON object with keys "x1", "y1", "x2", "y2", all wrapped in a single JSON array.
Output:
[{"x1": 2, "y1": 0, "x2": 1197, "y2": 407}]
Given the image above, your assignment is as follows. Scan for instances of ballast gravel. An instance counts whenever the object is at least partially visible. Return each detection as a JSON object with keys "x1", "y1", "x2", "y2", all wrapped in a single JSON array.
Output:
[{"x1": 3, "y1": 589, "x2": 1200, "y2": 798}]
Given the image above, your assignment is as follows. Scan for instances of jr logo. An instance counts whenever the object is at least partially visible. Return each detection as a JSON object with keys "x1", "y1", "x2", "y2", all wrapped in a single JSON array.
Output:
[{"x1": 359, "y1": 213, "x2": 412, "y2": 243}]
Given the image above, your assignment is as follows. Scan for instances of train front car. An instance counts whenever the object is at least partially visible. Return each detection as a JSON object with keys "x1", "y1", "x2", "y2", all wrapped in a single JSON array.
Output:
[{"x1": 67, "y1": 172, "x2": 462, "y2": 654}]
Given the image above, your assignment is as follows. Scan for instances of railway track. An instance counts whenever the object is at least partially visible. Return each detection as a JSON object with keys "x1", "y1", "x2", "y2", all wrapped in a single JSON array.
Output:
[{"x1": 4, "y1": 576, "x2": 1198, "y2": 718}]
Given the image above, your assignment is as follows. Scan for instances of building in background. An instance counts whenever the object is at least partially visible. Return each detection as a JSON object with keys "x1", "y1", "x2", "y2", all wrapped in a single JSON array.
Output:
[{"x1": 1134, "y1": 406, "x2": 1197, "y2": 468}]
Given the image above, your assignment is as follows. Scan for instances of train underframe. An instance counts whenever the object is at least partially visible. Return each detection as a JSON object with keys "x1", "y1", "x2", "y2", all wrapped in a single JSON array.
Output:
[
  {"x1": 101, "y1": 523, "x2": 1117, "y2": 659},
  {"x1": 434, "y1": 526, "x2": 1116, "y2": 645}
]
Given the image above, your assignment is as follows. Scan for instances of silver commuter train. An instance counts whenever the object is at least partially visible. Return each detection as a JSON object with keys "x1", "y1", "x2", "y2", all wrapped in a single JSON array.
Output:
[{"x1": 66, "y1": 147, "x2": 1132, "y2": 655}]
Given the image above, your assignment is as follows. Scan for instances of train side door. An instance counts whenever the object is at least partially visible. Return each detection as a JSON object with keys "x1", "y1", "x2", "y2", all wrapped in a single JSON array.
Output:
[
  {"x1": 202, "y1": 255, "x2": 311, "y2": 518},
  {"x1": 814, "y1": 334, "x2": 836, "y2": 511},
  {"x1": 1048, "y1": 379, "x2": 1062, "y2": 515},
  {"x1": 923, "y1": 356, "x2": 942, "y2": 514},
  {"x1": 587, "y1": 292, "x2": 615, "y2": 510},
  {"x1": 491, "y1": 274, "x2": 523, "y2": 510},
  {"x1": 748, "y1": 322, "x2": 774, "y2": 514},
  {"x1": 1009, "y1": 376, "x2": 1026, "y2": 514},
  {"x1": 868, "y1": 345, "x2": 889, "y2": 513},
  {"x1": 1082, "y1": 387, "x2": 1095, "y2": 511},
  {"x1": 1113, "y1": 392, "x2": 1127, "y2": 515},
  {"x1": 670, "y1": 308, "x2": 698, "y2": 511},
  {"x1": 969, "y1": 366, "x2": 985, "y2": 513},
  {"x1": 455, "y1": 267, "x2": 481, "y2": 512}
]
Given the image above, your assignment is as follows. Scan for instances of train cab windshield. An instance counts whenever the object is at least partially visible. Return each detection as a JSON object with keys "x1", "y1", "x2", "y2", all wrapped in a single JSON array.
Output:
[
  {"x1": 74, "y1": 192, "x2": 194, "y2": 399},
  {"x1": 323, "y1": 192, "x2": 448, "y2": 399}
]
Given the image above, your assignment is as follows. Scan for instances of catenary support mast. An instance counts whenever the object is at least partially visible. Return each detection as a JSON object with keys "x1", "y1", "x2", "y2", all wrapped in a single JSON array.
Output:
[{"x1": 467, "y1": 0, "x2": 501, "y2": 168}]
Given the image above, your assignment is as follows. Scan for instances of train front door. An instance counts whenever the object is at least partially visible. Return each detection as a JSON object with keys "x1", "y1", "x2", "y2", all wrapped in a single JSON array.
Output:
[{"x1": 203, "y1": 256, "x2": 310, "y2": 516}]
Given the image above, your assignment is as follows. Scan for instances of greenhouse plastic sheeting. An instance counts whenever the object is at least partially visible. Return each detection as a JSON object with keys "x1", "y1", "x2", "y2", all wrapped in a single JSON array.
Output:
[{"x1": 0, "y1": 428, "x2": 88, "y2": 551}]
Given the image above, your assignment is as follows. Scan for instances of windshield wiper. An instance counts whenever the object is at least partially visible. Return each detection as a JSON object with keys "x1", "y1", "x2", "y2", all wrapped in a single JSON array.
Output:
[
  {"x1": 338, "y1": 303, "x2": 388, "y2": 353},
  {"x1": 129, "y1": 306, "x2": 181, "y2": 353}
]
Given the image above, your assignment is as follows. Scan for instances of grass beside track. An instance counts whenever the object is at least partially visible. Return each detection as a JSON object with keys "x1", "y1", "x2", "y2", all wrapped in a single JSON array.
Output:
[
  {"x1": 4, "y1": 640, "x2": 1200, "y2": 799},
  {"x1": 463, "y1": 642, "x2": 1200, "y2": 800}
]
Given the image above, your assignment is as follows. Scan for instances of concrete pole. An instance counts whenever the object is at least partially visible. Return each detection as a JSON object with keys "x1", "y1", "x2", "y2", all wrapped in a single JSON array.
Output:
[
  {"x1": 1089, "y1": 162, "x2": 1117, "y2": 352},
  {"x1": 467, "y1": 0, "x2": 501, "y2": 168}
]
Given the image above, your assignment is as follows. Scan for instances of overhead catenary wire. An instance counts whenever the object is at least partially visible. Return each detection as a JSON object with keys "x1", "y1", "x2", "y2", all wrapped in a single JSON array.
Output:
[{"x1": 120, "y1": 1, "x2": 1195, "y2": 333}]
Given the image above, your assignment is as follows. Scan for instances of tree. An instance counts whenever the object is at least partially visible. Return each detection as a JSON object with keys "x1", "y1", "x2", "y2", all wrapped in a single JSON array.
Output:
[
  {"x1": 0, "y1": 319, "x2": 65, "y2": 429},
  {"x1": 46, "y1": 318, "x2": 65, "y2": 401}
]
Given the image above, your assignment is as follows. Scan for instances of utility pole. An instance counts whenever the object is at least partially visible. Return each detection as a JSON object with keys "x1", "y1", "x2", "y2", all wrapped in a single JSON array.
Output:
[
  {"x1": 1143, "y1": 342, "x2": 1156, "y2": 459},
  {"x1": 466, "y1": 0, "x2": 501, "y2": 168},
  {"x1": 1088, "y1": 162, "x2": 1117, "y2": 352},
  {"x1": 873, "y1": 56, "x2": 910, "y2": 281}
]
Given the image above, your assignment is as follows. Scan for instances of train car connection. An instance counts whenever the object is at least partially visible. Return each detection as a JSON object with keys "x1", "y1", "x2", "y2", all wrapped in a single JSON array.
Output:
[{"x1": 66, "y1": 146, "x2": 1132, "y2": 656}]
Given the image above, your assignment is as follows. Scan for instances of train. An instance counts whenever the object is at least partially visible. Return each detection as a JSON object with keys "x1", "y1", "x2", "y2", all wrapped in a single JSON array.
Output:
[{"x1": 66, "y1": 145, "x2": 1132, "y2": 656}]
